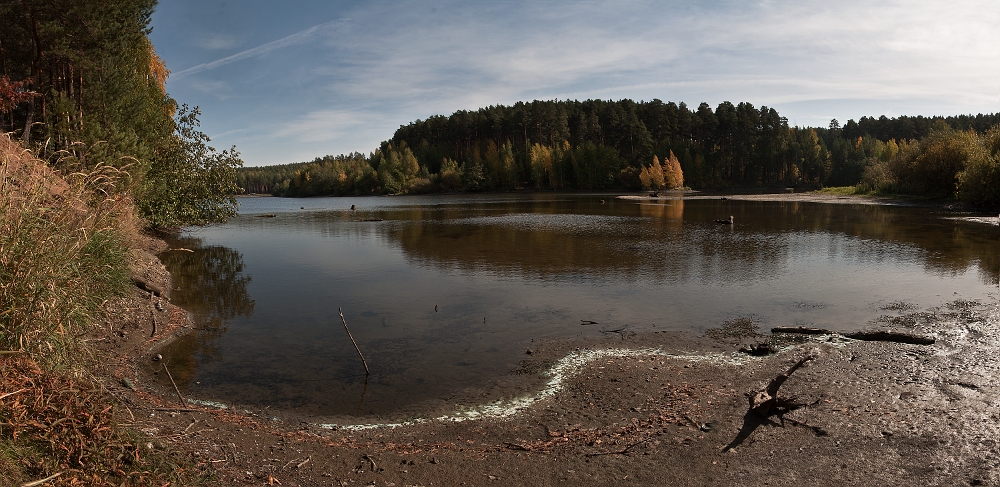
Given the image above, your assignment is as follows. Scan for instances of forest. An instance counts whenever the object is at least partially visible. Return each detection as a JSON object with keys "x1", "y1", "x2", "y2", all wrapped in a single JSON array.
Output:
[
  {"x1": 0, "y1": 0, "x2": 242, "y2": 228},
  {"x1": 237, "y1": 100, "x2": 1000, "y2": 207}
]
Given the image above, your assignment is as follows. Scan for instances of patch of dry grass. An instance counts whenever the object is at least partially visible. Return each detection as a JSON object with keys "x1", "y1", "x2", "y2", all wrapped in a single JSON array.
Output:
[
  {"x1": 0, "y1": 135, "x2": 135, "y2": 366},
  {"x1": 0, "y1": 135, "x2": 209, "y2": 485}
]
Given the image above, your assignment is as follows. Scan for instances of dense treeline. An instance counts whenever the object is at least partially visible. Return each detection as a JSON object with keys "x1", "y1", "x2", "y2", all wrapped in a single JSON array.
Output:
[
  {"x1": 854, "y1": 124, "x2": 1000, "y2": 206},
  {"x1": 0, "y1": 0, "x2": 242, "y2": 228},
  {"x1": 238, "y1": 100, "x2": 1000, "y2": 207},
  {"x1": 839, "y1": 113, "x2": 1000, "y2": 142}
]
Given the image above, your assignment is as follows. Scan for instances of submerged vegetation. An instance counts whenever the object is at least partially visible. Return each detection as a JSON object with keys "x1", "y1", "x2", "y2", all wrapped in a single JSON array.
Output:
[{"x1": 238, "y1": 101, "x2": 1000, "y2": 208}]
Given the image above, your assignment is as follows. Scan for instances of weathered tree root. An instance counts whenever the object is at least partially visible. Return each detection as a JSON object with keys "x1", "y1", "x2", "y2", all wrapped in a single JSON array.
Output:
[
  {"x1": 723, "y1": 352, "x2": 820, "y2": 452},
  {"x1": 749, "y1": 353, "x2": 815, "y2": 416}
]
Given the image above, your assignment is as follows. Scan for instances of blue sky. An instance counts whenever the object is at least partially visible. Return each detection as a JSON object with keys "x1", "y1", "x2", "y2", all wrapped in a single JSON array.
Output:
[{"x1": 149, "y1": 1, "x2": 999, "y2": 167}]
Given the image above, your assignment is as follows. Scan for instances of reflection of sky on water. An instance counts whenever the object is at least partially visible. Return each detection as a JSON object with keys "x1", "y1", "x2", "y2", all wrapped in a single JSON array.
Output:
[{"x1": 159, "y1": 194, "x2": 1000, "y2": 419}]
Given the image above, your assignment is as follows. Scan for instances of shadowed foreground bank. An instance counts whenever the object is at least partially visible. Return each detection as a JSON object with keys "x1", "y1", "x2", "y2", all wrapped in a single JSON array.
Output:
[{"x1": 116, "y1": 295, "x2": 1000, "y2": 486}]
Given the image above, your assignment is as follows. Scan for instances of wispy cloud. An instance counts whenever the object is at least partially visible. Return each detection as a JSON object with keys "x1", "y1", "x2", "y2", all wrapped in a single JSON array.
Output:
[
  {"x1": 171, "y1": 19, "x2": 349, "y2": 80},
  {"x1": 197, "y1": 33, "x2": 244, "y2": 51},
  {"x1": 152, "y1": 0, "x2": 999, "y2": 166}
]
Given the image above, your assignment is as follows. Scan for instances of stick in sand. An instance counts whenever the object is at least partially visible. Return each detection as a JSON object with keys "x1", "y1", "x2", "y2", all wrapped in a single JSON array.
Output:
[
  {"x1": 161, "y1": 363, "x2": 187, "y2": 407},
  {"x1": 339, "y1": 307, "x2": 370, "y2": 376}
]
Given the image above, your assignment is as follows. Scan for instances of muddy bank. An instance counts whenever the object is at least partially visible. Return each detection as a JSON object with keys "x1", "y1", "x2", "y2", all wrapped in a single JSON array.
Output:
[
  {"x1": 83, "y1": 196, "x2": 1000, "y2": 485},
  {"x1": 93, "y1": 245, "x2": 1000, "y2": 486}
]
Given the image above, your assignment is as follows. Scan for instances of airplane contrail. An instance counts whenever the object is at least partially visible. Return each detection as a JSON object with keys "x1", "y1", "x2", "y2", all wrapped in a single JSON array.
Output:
[{"x1": 171, "y1": 19, "x2": 348, "y2": 80}]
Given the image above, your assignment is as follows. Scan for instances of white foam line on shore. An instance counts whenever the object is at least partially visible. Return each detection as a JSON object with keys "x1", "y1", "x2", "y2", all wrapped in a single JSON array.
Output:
[
  {"x1": 187, "y1": 398, "x2": 229, "y2": 409},
  {"x1": 317, "y1": 347, "x2": 751, "y2": 432}
]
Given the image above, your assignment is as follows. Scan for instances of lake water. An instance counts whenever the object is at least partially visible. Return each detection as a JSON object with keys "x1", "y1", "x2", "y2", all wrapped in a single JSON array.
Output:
[{"x1": 158, "y1": 193, "x2": 999, "y2": 419}]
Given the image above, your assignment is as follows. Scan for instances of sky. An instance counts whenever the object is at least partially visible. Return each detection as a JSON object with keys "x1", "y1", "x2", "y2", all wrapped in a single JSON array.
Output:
[{"x1": 149, "y1": 0, "x2": 1000, "y2": 167}]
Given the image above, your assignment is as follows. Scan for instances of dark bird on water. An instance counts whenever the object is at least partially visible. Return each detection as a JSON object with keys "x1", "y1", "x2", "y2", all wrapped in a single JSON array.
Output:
[{"x1": 715, "y1": 215, "x2": 734, "y2": 225}]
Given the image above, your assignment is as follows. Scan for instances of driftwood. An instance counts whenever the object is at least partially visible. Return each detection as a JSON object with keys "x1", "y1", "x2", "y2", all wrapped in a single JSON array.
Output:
[
  {"x1": 771, "y1": 326, "x2": 830, "y2": 335},
  {"x1": 771, "y1": 326, "x2": 934, "y2": 345},
  {"x1": 339, "y1": 308, "x2": 370, "y2": 376},
  {"x1": 844, "y1": 330, "x2": 934, "y2": 345},
  {"x1": 131, "y1": 276, "x2": 165, "y2": 296}
]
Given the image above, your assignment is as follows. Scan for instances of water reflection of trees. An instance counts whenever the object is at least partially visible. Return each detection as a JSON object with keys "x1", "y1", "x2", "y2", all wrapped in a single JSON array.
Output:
[
  {"x1": 385, "y1": 199, "x2": 788, "y2": 284},
  {"x1": 711, "y1": 201, "x2": 1000, "y2": 286},
  {"x1": 157, "y1": 237, "x2": 255, "y2": 386},
  {"x1": 382, "y1": 198, "x2": 999, "y2": 286}
]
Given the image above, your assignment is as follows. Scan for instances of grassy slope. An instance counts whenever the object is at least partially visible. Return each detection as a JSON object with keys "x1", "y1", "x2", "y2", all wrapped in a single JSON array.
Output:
[{"x1": 0, "y1": 136, "x2": 206, "y2": 486}]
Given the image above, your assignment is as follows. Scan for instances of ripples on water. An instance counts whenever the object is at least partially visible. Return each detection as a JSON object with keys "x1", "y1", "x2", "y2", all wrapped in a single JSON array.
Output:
[{"x1": 157, "y1": 193, "x2": 999, "y2": 419}]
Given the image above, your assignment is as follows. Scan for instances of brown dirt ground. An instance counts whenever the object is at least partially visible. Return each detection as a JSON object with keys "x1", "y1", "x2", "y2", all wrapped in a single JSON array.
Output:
[{"x1": 89, "y1": 194, "x2": 1000, "y2": 486}]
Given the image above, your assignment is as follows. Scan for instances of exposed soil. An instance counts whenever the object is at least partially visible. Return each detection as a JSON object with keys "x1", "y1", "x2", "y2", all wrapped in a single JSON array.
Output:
[{"x1": 88, "y1": 194, "x2": 1000, "y2": 486}]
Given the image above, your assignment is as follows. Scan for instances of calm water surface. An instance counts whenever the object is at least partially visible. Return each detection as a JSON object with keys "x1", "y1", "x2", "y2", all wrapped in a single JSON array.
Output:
[{"x1": 158, "y1": 193, "x2": 1000, "y2": 418}]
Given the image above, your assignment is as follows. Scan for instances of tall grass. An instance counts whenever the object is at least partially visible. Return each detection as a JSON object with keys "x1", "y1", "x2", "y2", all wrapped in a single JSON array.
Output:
[
  {"x1": 0, "y1": 135, "x2": 134, "y2": 366},
  {"x1": 0, "y1": 136, "x2": 210, "y2": 485}
]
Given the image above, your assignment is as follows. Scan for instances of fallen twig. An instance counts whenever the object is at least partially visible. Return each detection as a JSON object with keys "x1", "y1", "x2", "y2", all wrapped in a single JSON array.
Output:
[
  {"x1": 0, "y1": 388, "x2": 28, "y2": 401},
  {"x1": 20, "y1": 471, "x2": 63, "y2": 487},
  {"x1": 586, "y1": 437, "x2": 650, "y2": 457},
  {"x1": 151, "y1": 408, "x2": 199, "y2": 412},
  {"x1": 339, "y1": 307, "x2": 370, "y2": 376},
  {"x1": 150, "y1": 310, "x2": 156, "y2": 336},
  {"x1": 0, "y1": 350, "x2": 24, "y2": 355},
  {"x1": 160, "y1": 363, "x2": 187, "y2": 407},
  {"x1": 362, "y1": 453, "x2": 378, "y2": 471},
  {"x1": 296, "y1": 456, "x2": 311, "y2": 469}
]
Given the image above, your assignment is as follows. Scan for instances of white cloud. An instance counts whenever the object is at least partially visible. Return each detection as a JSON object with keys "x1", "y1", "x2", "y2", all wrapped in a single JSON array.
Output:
[
  {"x1": 275, "y1": 109, "x2": 379, "y2": 143},
  {"x1": 156, "y1": 0, "x2": 1000, "y2": 165}
]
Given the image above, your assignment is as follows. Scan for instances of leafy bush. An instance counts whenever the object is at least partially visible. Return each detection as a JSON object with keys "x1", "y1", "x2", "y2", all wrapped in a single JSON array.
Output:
[
  {"x1": 137, "y1": 106, "x2": 241, "y2": 228},
  {"x1": 957, "y1": 126, "x2": 1000, "y2": 208}
]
